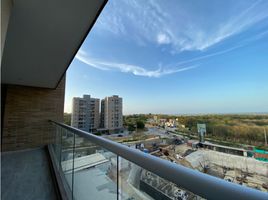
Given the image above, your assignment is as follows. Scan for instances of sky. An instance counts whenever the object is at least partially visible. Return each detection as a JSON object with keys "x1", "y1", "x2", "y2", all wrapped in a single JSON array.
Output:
[{"x1": 64, "y1": 0, "x2": 268, "y2": 115}]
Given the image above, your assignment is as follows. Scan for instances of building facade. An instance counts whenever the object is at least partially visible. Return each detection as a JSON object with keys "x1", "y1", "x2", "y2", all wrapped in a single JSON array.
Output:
[
  {"x1": 90, "y1": 98, "x2": 100, "y2": 130},
  {"x1": 71, "y1": 95, "x2": 100, "y2": 132},
  {"x1": 100, "y1": 95, "x2": 123, "y2": 133}
]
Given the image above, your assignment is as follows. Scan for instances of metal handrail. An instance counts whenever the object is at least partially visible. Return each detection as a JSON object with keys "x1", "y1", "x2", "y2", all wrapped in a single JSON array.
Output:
[{"x1": 50, "y1": 120, "x2": 268, "y2": 200}]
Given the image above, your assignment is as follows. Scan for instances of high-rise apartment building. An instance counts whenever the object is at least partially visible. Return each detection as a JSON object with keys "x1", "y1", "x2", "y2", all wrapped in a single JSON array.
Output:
[
  {"x1": 71, "y1": 95, "x2": 100, "y2": 132},
  {"x1": 89, "y1": 98, "x2": 100, "y2": 130},
  {"x1": 100, "y1": 95, "x2": 123, "y2": 133}
]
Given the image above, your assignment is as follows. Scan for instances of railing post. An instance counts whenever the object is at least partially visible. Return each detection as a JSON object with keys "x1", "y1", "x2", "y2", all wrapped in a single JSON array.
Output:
[
  {"x1": 71, "y1": 132, "x2": 76, "y2": 200},
  {"x1": 59, "y1": 127, "x2": 62, "y2": 169},
  {"x1": 117, "y1": 155, "x2": 119, "y2": 200}
]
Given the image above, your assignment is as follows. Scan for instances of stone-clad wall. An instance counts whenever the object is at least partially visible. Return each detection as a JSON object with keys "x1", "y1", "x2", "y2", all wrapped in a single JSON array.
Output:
[{"x1": 2, "y1": 77, "x2": 65, "y2": 151}]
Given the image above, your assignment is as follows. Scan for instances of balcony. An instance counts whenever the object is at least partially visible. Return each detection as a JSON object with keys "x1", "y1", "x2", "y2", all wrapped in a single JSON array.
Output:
[
  {"x1": 1, "y1": 0, "x2": 268, "y2": 199},
  {"x1": 1, "y1": 121, "x2": 267, "y2": 200}
]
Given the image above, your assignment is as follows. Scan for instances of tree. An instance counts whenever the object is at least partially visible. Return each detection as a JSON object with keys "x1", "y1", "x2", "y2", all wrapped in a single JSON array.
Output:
[
  {"x1": 64, "y1": 113, "x2": 71, "y2": 125},
  {"x1": 137, "y1": 121, "x2": 145, "y2": 129},
  {"x1": 128, "y1": 124, "x2": 135, "y2": 132}
]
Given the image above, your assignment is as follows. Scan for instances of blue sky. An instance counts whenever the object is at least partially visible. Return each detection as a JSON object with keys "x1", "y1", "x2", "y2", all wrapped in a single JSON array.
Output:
[{"x1": 65, "y1": 0, "x2": 268, "y2": 114}]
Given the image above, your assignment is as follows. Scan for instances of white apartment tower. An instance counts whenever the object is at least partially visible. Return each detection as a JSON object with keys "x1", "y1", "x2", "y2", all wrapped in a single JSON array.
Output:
[
  {"x1": 71, "y1": 95, "x2": 100, "y2": 132},
  {"x1": 100, "y1": 95, "x2": 123, "y2": 132},
  {"x1": 89, "y1": 98, "x2": 100, "y2": 131}
]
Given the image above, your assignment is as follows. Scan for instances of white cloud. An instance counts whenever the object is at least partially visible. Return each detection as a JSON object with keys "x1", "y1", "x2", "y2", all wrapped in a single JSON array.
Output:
[
  {"x1": 186, "y1": 0, "x2": 267, "y2": 51},
  {"x1": 174, "y1": 45, "x2": 244, "y2": 66},
  {"x1": 96, "y1": 0, "x2": 268, "y2": 52},
  {"x1": 172, "y1": 28, "x2": 268, "y2": 66},
  {"x1": 75, "y1": 50, "x2": 196, "y2": 77},
  {"x1": 157, "y1": 33, "x2": 170, "y2": 44}
]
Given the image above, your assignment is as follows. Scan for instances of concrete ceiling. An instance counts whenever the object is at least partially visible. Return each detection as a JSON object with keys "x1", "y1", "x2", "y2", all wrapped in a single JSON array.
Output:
[{"x1": 1, "y1": 0, "x2": 107, "y2": 88}]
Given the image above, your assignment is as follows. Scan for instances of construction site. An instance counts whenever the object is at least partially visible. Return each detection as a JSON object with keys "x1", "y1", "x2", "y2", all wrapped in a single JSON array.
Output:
[
  {"x1": 112, "y1": 135, "x2": 267, "y2": 200},
  {"x1": 151, "y1": 142, "x2": 268, "y2": 191}
]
